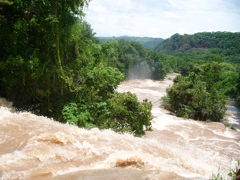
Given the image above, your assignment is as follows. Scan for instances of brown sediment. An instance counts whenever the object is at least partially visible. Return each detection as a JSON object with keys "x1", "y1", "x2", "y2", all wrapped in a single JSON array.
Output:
[
  {"x1": 115, "y1": 157, "x2": 144, "y2": 168},
  {"x1": 36, "y1": 134, "x2": 73, "y2": 145},
  {"x1": 0, "y1": 74, "x2": 239, "y2": 180},
  {"x1": 30, "y1": 171, "x2": 53, "y2": 178}
]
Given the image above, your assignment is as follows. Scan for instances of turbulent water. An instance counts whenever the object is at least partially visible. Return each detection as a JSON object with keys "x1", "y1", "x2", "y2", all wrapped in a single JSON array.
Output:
[
  {"x1": 226, "y1": 99, "x2": 240, "y2": 131},
  {"x1": 0, "y1": 74, "x2": 239, "y2": 180}
]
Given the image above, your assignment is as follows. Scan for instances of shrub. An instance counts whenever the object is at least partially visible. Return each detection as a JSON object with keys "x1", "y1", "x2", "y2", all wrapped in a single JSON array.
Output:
[
  {"x1": 61, "y1": 92, "x2": 153, "y2": 136},
  {"x1": 103, "y1": 92, "x2": 153, "y2": 136},
  {"x1": 162, "y1": 62, "x2": 239, "y2": 121},
  {"x1": 193, "y1": 62, "x2": 238, "y2": 95},
  {"x1": 162, "y1": 72, "x2": 226, "y2": 121},
  {"x1": 61, "y1": 103, "x2": 95, "y2": 128}
]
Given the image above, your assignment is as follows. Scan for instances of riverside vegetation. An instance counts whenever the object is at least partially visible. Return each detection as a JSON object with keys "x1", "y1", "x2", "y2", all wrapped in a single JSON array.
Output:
[
  {"x1": 158, "y1": 33, "x2": 240, "y2": 122},
  {"x1": 0, "y1": 0, "x2": 240, "y2": 135},
  {"x1": 0, "y1": 0, "x2": 171, "y2": 136},
  {"x1": 0, "y1": 1, "x2": 240, "y2": 179}
]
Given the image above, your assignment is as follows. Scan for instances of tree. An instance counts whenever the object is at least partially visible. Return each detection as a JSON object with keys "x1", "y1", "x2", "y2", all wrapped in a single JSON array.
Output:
[
  {"x1": 0, "y1": 0, "x2": 153, "y2": 136},
  {"x1": 162, "y1": 62, "x2": 238, "y2": 121},
  {"x1": 103, "y1": 93, "x2": 152, "y2": 136}
]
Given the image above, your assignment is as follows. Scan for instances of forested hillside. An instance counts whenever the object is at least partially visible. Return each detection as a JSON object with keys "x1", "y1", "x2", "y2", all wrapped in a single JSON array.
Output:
[
  {"x1": 99, "y1": 36, "x2": 164, "y2": 49},
  {"x1": 155, "y1": 32, "x2": 240, "y2": 64},
  {"x1": 155, "y1": 32, "x2": 240, "y2": 55}
]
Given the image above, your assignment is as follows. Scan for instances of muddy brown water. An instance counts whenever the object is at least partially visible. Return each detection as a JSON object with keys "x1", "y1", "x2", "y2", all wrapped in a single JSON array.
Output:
[{"x1": 0, "y1": 74, "x2": 239, "y2": 180}]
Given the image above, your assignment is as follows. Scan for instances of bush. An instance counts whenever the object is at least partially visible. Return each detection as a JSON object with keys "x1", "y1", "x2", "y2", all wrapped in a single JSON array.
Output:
[
  {"x1": 162, "y1": 62, "x2": 239, "y2": 121},
  {"x1": 193, "y1": 62, "x2": 238, "y2": 95},
  {"x1": 103, "y1": 92, "x2": 153, "y2": 136},
  {"x1": 61, "y1": 103, "x2": 95, "y2": 128},
  {"x1": 162, "y1": 72, "x2": 226, "y2": 121},
  {"x1": 61, "y1": 92, "x2": 153, "y2": 136}
]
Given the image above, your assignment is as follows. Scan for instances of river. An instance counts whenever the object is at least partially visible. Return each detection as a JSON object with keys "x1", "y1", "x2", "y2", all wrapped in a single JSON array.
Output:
[{"x1": 0, "y1": 74, "x2": 239, "y2": 180}]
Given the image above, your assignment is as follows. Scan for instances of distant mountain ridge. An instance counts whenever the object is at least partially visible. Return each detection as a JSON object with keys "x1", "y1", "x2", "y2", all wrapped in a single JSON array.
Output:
[
  {"x1": 98, "y1": 36, "x2": 164, "y2": 49},
  {"x1": 155, "y1": 32, "x2": 240, "y2": 55}
]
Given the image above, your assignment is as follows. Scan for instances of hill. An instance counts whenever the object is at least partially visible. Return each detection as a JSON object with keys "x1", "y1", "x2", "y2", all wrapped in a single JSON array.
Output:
[
  {"x1": 155, "y1": 32, "x2": 240, "y2": 56},
  {"x1": 98, "y1": 36, "x2": 164, "y2": 49}
]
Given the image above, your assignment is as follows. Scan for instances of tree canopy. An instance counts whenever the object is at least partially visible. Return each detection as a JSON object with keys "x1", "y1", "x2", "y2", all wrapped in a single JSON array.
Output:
[
  {"x1": 162, "y1": 62, "x2": 239, "y2": 121},
  {"x1": 0, "y1": 0, "x2": 154, "y2": 136}
]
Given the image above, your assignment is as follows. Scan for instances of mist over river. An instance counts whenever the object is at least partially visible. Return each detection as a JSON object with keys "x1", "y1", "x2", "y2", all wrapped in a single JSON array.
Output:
[{"x1": 0, "y1": 74, "x2": 239, "y2": 180}]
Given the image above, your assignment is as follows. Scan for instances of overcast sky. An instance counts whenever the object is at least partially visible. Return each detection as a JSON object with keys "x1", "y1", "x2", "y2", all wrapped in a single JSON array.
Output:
[{"x1": 85, "y1": 0, "x2": 240, "y2": 38}]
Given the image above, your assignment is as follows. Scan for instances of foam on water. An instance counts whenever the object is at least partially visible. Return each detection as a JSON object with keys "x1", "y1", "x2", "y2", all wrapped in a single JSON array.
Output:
[{"x1": 0, "y1": 74, "x2": 239, "y2": 180}]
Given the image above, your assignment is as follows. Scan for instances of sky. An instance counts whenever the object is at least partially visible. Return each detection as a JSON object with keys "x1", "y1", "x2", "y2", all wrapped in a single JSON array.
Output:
[{"x1": 85, "y1": 0, "x2": 240, "y2": 38}]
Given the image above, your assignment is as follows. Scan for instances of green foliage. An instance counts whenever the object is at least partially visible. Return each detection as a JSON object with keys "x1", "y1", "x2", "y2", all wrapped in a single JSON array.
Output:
[
  {"x1": 61, "y1": 92, "x2": 153, "y2": 137},
  {"x1": 0, "y1": 0, "x2": 154, "y2": 136},
  {"x1": 156, "y1": 32, "x2": 240, "y2": 56},
  {"x1": 162, "y1": 62, "x2": 237, "y2": 121},
  {"x1": 163, "y1": 74, "x2": 226, "y2": 121},
  {"x1": 193, "y1": 62, "x2": 239, "y2": 95},
  {"x1": 0, "y1": 0, "x2": 93, "y2": 114},
  {"x1": 102, "y1": 39, "x2": 150, "y2": 77},
  {"x1": 85, "y1": 65, "x2": 124, "y2": 101},
  {"x1": 101, "y1": 39, "x2": 175, "y2": 80},
  {"x1": 62, "y1": 103, "x2": 94, "y2": 128},
  {"x1": 147, "y1": 51, "x2": 172, "y2": 79},
  {"x1": 103, "y1": 93, "x2": 153, "y2": 136},
  {"x1": 155, "y1": 32, "x2": 240, "y2": 67},
  {"x1": 228, "y1": 160, "x2": 240, "y2": 180}
]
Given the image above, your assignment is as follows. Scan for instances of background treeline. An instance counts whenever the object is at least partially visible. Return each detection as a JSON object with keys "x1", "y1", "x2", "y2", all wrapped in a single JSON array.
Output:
[
  {"x1": 155, "y1": 32, "x2": 240, "y2": 55},
  {"x1": 155, "y1": 32, "x2": 240, "y2": 64},
  {"x1": 101, "y1": 39, "x2": 180, "y2": 80},
  {"x1": 99, "y1": 36, "x2": 164, "y2": 49}
]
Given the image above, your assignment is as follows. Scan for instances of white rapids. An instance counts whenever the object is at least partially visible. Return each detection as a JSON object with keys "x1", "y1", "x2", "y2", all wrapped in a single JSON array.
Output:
[{"x1": 0, "y1": 73, "x2": 239, "y2": 180}]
